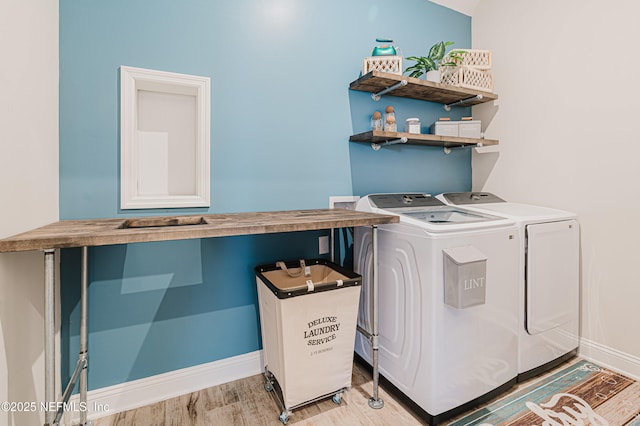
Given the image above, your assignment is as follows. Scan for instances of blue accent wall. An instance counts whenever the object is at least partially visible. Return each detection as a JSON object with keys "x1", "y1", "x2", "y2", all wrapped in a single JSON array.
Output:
[{"x1": 59, "y1": 0, "x2": 472, "y2": 390}]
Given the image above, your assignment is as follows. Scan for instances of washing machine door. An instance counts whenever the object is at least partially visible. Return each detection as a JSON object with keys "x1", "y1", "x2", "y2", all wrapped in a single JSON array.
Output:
[{"x1": 525, "y1": 220, "x2": 579, "y2": 334}]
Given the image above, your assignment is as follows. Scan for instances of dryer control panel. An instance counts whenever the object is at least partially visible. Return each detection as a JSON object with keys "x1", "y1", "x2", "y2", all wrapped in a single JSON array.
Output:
[{"x1": 442, "y1": 192, "x2": 506, "y2": 205}]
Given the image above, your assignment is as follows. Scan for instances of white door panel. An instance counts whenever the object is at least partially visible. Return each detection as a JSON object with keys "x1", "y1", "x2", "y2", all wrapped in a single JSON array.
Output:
[{"x1": 526, "y1": 220, "x2": 579, "y2": 335}]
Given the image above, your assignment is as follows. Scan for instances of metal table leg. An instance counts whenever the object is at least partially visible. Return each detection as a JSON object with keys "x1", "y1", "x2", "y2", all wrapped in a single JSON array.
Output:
[
  {"x1": 368, "y1": 225, "x2": 384, "y2": 409},
  {"x1": 44, "y1": 249, "x2": 56, "y2": 426},
  {"x1": 79, "y1": 246, "x2": 89, "y2": 425},
  {"x1": 44, "y1": 247, "x2": 90, "y2": 426}
]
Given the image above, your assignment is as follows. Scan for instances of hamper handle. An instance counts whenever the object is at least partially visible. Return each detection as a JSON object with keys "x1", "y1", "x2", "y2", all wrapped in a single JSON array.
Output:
[{"x1": 276, "y1": 259, "x2": 311, "y2": 277}]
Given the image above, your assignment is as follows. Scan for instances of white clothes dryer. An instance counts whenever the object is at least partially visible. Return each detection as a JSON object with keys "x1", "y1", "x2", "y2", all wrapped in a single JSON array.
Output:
[
  {"x1": 437, "y1": 192, "x2": 580, "y2": 381},
  {"x1": 354, "y1": 193, "x2": 520, "y2": 425}
]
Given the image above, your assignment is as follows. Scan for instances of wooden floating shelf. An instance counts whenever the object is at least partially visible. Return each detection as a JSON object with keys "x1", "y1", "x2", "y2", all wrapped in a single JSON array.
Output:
[
  {"x1": 349, "y1": 130, "x2": 498, "y2": 149},
  {"x1": 350, "y1": 71, "x2": 498, "y2": 105}
]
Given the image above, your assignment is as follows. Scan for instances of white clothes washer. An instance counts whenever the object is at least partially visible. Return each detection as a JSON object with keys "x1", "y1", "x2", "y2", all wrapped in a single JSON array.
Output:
[
  {"x1": 437, "y1": 192, "x2": 580, "y2": 381},
  {"x1": 354, "y1": 193, "x2": 520, "y2": 425}
]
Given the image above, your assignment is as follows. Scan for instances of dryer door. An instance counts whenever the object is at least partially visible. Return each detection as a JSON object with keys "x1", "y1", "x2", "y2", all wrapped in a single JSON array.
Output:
[{"x1": 526, "y1": 220, "x2": 579, "y2": 335}]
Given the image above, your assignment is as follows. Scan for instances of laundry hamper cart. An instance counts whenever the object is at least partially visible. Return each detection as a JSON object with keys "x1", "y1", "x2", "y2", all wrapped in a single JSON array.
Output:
[{"x1": 255, "y1": 259, "x2": 362, "y2": 424}]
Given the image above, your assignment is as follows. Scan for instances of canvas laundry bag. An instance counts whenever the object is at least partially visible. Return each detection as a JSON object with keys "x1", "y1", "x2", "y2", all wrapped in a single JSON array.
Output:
[{"x1": 255, "y1": 259, "x2": 362, "y2": 410}]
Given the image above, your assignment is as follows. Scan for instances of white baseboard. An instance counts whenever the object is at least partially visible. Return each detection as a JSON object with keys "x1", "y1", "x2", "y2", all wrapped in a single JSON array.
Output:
[
  {"x1": 579, "y1": 338, "x2": 640, "y2": 380},
  {"x1": 63, "y1": 350, "x2": 263, "y2": 425}
]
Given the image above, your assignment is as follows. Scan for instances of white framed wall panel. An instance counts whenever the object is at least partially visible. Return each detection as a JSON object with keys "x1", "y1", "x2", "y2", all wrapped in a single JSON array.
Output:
[{"x1": 120, "y1": 66, "x2": 210, "y2": 209}]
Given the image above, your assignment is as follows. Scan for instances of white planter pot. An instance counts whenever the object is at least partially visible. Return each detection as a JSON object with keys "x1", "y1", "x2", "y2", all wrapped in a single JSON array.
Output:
[{"x1": 426, "y1": 70, "x2": 441, "y2": 83}]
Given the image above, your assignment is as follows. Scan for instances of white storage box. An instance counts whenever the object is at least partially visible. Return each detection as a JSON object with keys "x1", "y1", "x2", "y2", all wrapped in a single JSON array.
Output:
[
  {"x1": 255, "y1": 259, "x2": 361, "y2": 416},
  {"x1": 432, "y1": 121, "x2": 459, "y2": 137},
  {"x1": 458, "y1": 120, "x2": 482, "y2": 138},
  {"x1": 432, "y1": 120, "x2": 482, "y2": 138}
]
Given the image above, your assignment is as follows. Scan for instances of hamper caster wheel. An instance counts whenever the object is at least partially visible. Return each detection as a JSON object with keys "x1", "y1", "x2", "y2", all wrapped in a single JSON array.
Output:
[
  {"x1": 332, "y1": 392, "x2": 343, "y2": 405},
  {"x1": 264, "y1": 381, "x2": 274, "y2": 392},
  {"x1": 279, "y1": 412, "x2": 289, "y2": 424}
]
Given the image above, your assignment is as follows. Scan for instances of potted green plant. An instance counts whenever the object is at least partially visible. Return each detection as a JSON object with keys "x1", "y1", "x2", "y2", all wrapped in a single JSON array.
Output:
[{"x1": 405, "y1": 41, "x2": 461, "y2": 82}]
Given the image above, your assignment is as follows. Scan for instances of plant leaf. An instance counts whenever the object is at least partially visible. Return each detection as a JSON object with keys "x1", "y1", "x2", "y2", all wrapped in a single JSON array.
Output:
[
  {"x1": 404, "y1": 55, "x2": 438, "y2": 73},
  {"x1": 448, "y1": 49, "x2": 466, "y2": 60},
  {"x1": 428, "y1": 41, "x2": 455, "y2": 62},
  {"x1": 428, "y1": 42, "x2": 445, "y2": 61},
  {"x1": 407, "y1": 56, "x2": 429, "y2": 66},
  {"x1": 423, "y1": 57, "x2": 437, "y2": 71}
]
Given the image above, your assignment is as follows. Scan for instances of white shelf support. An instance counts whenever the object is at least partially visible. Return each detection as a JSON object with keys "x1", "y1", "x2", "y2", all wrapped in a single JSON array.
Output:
[
  {"x1": 443, "y1": 94, "x2": 484, "y2": 111},
  {"x1": 371, "y1": 136, "x2": 408, "y2": 150},
  {"x1": 371, "y1": 80, "x2": 408, "y2": 101}
]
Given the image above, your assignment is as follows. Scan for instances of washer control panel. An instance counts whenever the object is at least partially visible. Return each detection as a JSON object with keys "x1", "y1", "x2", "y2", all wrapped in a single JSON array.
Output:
[{"x1": 369, "y1": 193, "x2": 444, "y2": 209}]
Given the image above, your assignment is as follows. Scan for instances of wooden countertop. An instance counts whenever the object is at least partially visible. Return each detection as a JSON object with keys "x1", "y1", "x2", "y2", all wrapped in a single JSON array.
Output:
[{"x1": 0, "y1": 209, "x2": 399, "y2": 253}]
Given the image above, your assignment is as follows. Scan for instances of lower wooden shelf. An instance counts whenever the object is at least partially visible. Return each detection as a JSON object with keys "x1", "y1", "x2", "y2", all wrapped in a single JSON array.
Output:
[{"x1": 349, "y1": 130, "x2": 498, "y2": 149}]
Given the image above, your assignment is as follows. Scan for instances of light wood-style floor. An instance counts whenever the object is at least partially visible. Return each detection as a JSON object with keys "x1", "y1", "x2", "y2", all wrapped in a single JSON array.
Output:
[
  {"x1": 92, "y1": 358, "x2": 581, "y2": 426},
  {"x1": 91, "y1": 360, "x2": 426, "y2": 426}
]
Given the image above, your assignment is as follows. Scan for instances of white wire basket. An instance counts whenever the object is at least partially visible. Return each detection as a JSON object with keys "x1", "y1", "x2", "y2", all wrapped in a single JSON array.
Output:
[
  {"x1": 362, "y1": 55, "x2": 403, "y2": 75},
  {"x1": 440, "y1": 65, "x2": 494, "y2": 92},
  {"x1": 444, "y1": 49, "x2": 492, "y2": 70}
]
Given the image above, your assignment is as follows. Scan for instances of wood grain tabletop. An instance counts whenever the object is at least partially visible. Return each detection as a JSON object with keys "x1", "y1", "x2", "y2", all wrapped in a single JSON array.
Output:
[{"x1": 0, "y1": 209, "x2": 399, "y2": 252}]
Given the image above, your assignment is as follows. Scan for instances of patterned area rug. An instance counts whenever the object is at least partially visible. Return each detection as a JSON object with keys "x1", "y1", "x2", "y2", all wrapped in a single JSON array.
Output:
[{"x1": 449, "y1": 360, "x2": 640, "y2": 426}]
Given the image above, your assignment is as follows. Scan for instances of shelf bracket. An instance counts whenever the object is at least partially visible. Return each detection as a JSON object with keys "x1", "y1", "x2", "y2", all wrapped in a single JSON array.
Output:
[
  {"x1": 371, "y1": 80, "x2": 408, "y2": 101},
  {"x1": 443, "y1": 94, "x2": 484, "y2": 111},
  {"x1": 443, "y1": 142, "x2": 484, "y2": 154},
  {"x1": 372, "y1": 137, "x2": 408, "y2": 151}
]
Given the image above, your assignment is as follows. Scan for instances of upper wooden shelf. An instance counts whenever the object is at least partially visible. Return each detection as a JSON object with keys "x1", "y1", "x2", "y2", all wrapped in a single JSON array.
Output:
[{"x1": 349, "y1": 71, "x2": 498, "y2": 105}]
